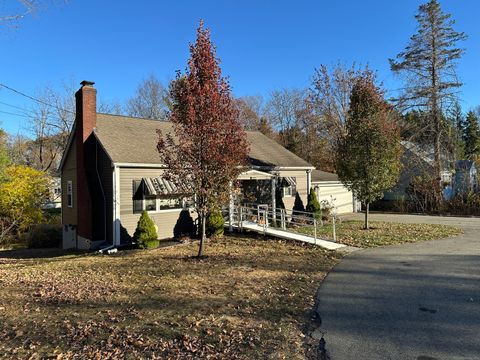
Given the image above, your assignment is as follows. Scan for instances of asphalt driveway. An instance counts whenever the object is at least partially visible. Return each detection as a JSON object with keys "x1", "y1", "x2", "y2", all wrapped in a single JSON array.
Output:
[{"x1": 316, "y1": 213, "x2": 480, "y2": 360}]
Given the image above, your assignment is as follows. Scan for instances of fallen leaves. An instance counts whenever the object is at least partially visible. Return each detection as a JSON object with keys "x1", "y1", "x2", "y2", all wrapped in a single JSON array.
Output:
[
  {"x1": 295, "y1": 220, "x2": 463, "y2": 248},
  {"x1": 0, "y1": 235, "x2": 341, "y2": 359}
]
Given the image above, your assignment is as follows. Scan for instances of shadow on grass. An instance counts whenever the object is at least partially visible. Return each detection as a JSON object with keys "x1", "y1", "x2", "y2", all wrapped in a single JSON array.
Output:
[{"x1": 0, "y1": 247, "x2": 85, "y2": 260}]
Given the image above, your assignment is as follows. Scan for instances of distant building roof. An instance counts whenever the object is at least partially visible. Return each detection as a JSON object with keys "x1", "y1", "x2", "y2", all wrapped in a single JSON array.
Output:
[
  {"x1": 311, "y1": 169, "x2": 339, "y2": 182},
  {"x1": 94, "y1": 113, "x2": 313, "y2": 169},
  {"x1": 455, "y1": 160, "x2": 475, "y2": 171},
  {"x1": 401, "y1": 140, "x2": 453, "y2": 171}
]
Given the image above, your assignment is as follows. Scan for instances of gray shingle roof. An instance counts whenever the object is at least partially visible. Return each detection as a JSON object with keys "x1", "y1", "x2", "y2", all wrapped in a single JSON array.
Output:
[
  {"x1": 311, "y1": 169, "x2": 339, "y2": 182},
  {"x1": 94, "y1": 113, "x2": 313, "y2": 168}
]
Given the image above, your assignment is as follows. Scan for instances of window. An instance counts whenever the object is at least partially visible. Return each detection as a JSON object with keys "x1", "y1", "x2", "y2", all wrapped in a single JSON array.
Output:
[
  {"x1": 132, "y1": 179, "x2": 190, "y2": 213},
  {"x1": 281, "y1": 177, "x2": 296, "y2": 197},
  {"x1": 145, "y1": 197, "x2": 157, "y2": 211},
  {"x1": 159, "y1": 197, "x2": 182, "y2": 210},
  {"x1": 283, "y1": 186, "x2": 294, "y2": 197},
  {"x1": 67, "y1": 181, "x2": 73, "y2": 208}
]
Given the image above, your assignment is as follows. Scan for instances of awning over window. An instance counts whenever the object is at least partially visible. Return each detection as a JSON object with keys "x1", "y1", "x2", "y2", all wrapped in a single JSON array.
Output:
[
  {"x1": 282, "y1": 177, "x2": 296, "y2": 187},
  {"x1": 142, "y1": 177, "x2": 188, "y2": 196}
]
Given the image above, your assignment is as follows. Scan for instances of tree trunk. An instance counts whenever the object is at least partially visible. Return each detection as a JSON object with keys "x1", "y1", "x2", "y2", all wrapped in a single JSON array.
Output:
[
  {"x1": 198, "y1": 212, "x2": 206, "y2": 257},
  {"x1": 364, "y1": 202, "x2": 369, "y2": 230},
  {"x1": 431, "y1": 31, "x2": 443, "y2": 207}
]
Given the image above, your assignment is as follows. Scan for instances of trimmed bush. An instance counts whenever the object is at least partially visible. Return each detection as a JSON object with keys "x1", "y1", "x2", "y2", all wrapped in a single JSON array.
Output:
[
  {"x1": 306, "y1": 188, "x2": 321, "y2": 221},
  {"x1": 133, "y1": 211, "x2": 159, "y2": 249},
  {"x1": 206, "y1": 209, "x2": 224, "y2": 237},
  {"x1": 26, "y1": 224, "x2": 62, "y2": 248}
]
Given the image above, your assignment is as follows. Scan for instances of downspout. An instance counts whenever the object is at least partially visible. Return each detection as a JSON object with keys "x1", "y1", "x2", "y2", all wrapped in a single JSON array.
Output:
[
  {"x1": 306, "y1": 169, "x2": 312, "y2": 193},
  {"x1": 112, "y1": 165, "x2": 121, "y2": 246},
  {"x1": 96, "y1": 141, "x2": 107, "y2": 242}
]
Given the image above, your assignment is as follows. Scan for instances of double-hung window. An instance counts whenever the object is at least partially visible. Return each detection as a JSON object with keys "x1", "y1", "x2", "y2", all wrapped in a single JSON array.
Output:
[{"x1": 281, "y1": 177, "x2": 297, "y2": 197}]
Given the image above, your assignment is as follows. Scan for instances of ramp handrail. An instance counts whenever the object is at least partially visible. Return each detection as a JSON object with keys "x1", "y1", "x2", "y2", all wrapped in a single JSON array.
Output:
[{"x1": 229, "y1": 203, "x2": 334, "y2": 244}]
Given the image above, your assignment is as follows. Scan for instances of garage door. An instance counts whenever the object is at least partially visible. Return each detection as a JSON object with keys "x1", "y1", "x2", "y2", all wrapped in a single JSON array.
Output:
[{"x1": 314, "y1": 182, "x2": 354, "y2": 214}]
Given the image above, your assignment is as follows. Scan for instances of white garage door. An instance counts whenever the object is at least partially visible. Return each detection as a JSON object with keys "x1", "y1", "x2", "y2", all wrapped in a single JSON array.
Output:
[{"x1": 314, "y1": 182, "x2": 354, "y2": 214}]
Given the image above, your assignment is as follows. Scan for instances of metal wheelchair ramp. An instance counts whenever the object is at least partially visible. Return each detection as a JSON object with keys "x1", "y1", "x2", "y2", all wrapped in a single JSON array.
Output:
[{"x1": 226, "y1": 204, "x2": 346, "y2": 251}]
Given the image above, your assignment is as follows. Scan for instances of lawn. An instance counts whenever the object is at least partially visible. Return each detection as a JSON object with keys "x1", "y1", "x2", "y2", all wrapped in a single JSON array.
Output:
[
  {"x1": 0, "y1": 235, "x2": 341, "y2": 359},
  {"x1": 294, "y1": 220, "x2": 463, "y2": 248}
]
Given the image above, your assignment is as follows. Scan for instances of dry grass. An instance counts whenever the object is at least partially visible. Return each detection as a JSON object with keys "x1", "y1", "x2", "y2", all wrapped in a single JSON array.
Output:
[
  {"x1": 0, "y1": 234, "x2": 341, "y2": 359},
  {"x1": 294, "y1": 220, "x2": 463, "y2": 248}
]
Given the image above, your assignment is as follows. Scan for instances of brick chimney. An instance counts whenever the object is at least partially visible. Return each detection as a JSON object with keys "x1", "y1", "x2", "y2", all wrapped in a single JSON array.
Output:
[{"x1": 75, "y1": 81, "x2": 97, "y2": 241}]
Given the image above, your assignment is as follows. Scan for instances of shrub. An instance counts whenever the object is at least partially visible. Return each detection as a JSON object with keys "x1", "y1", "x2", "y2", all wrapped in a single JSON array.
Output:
[
  {"x1": 445, "y1": 193, "x2": 480, "y2": 216},
  {"x1": 206, "y1": 209, "x2": 224, "y2": 237},
  {"x1": 133, "y1": 211, "x2": 159, "y2": 249},
  {"x1": 306, "y1": 188, "x2": 321, "y2": 221},
  {"x1": 406, "y1": 175, "x2": 443, "y2": 213},
  {"x1": 43, "y1": 208, "x2": 62, "y2": 225},
  {"x1": 0, "y1": 165, "x2": 50, "y2": 233},
  {"x1": 26, "y1": 224, "x2": 62, "y2": 248},
  {"x1": 320, "y1": 200, "x2": 333, "y2": 221}
]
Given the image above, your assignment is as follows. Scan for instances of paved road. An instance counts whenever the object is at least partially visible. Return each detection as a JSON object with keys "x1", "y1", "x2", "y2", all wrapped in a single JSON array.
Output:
[{"x1": 316, "y1": 213, "x2": 480, "y2": 360}]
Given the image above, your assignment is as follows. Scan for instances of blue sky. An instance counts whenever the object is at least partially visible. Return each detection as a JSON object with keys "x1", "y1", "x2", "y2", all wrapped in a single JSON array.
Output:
[{"x1": 0, "y1": 0, "x2": 479, "y2": 135}]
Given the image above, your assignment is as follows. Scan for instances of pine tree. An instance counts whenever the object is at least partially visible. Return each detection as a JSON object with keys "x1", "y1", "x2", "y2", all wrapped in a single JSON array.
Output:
[
  {"x1": 133, "y1": 211, "x2": 159, "y2": 249},
  {"x1": 306, "y1": 188, "x2": 321, "y2": 221},
  {"x1": 336, "y1": 76, "x2": 402, "y2": 229},
  {"x1": 463, "y1": 111, "x2": 480, "y2": 159},
  {"x1": 449, "y1": 101, "x2": 465, "y2": 159},
  {"x1": 390, "y1": 0, "x2": 467, "y2": 194}
]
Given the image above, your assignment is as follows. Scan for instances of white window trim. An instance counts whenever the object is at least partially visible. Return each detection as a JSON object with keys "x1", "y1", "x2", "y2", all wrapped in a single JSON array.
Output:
[
  {"x1": 135, "y1": 196, "x2": 193, "y2": 214},
  {"x1": 283, "y1": 186, "x2": 295, "y2": 197}
]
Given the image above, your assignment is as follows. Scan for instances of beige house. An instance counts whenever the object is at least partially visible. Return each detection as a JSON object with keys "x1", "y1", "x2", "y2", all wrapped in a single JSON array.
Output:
[{"x1": 60, "y1": 81, "x2": 315, "y2": 250}]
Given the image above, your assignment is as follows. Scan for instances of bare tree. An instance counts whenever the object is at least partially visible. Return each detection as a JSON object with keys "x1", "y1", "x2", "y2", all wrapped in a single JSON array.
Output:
[
  {"x1": 126, "y1": 74, "x2": 169, "y2": 120},
  {"x1": 1, "y1": 1, "x2": 67, "y2": 27},
  {"x1": 308, "y1": 63, "x2": 376, "y2": 171},
  {"x1": 235, "y1": 95, "x2": 264, "y2": 130},
  {"x1": 266, "y1": 88, "x2": 308, "y2": 151},
  {"x1": 310, "y1": 63, "x2": 376, "y2": 141},
  {"x1": 18, "y1": 79, "x2": 120, "y2": 173},
  {"x1": 21, "y1": 82, "x2": 74, "y2": 173},
  {"x1": 6, "y1": 134, "x2": 30, "y2": 166}
]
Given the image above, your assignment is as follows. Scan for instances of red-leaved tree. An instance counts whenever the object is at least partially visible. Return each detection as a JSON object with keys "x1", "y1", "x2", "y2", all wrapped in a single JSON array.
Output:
[{"x1": 157, "y1": 21, "x2": 249, "y2": 257}]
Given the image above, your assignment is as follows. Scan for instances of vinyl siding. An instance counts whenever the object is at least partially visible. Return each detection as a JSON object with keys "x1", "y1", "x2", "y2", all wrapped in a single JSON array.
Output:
[
  {"x1": 61, "y1": 140, "x2": 77, "y2": 225},
  {"x1": 277, "y1": 170, "x2": 309, "y2": 212},
  {"x1": 119, "y1": 167, "x2": 197, "y2": 240}
]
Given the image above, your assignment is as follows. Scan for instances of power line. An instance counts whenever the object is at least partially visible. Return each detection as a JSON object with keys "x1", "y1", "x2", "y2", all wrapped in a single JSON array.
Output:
[
  {"x1": 0, "y1": 99, "x2": 74, "y2": 124},
  {"x1": 0, "y1": 100, "x2": 36, "y2": 116},
  {"x1": 0, "y1": 83, "x2": 76, "y2": 115},
  {"x1": 0, "y1": 109, "x2": 30, "y2": 119}
]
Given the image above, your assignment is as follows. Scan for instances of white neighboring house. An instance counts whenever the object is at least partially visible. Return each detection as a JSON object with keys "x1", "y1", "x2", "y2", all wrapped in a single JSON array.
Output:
[
  {"x1": 43, "y1": 177, "x2": 62, "y2": 209},
  {"x1": 311, "y1": 170, "x2": 358, "y2": 214},
  {"x1": 454, "y1": 160, "x2": 477, "y2": 196},
  {"x1": 384, "y1": 141, "x2": 453, "y2": 201}
]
